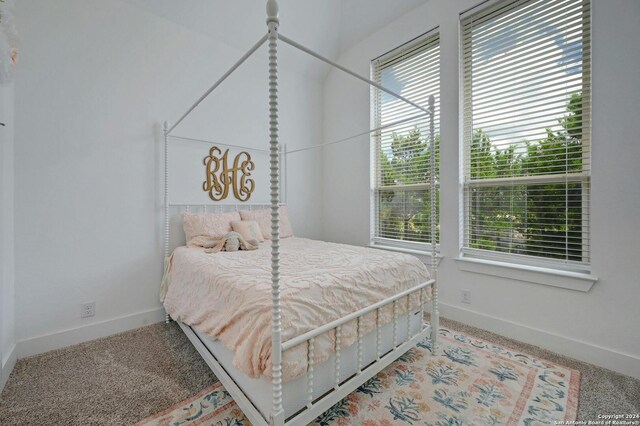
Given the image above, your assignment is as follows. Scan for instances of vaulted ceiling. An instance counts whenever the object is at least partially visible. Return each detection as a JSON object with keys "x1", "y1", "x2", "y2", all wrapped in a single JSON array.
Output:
[{"x1": 121, "y1": 0, "x2": 429, "y2": 80}]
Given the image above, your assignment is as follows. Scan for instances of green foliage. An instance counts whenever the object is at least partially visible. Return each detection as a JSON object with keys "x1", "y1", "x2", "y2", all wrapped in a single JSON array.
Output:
[
  {"x1": 377, "y1": 128, "x2": 440, "y2": 244},
  {"x1": 380, "y1": 128, "x2": 440, "y2": 185},
  {"x1": 470, "y1": 129, "x2": 496, "y2": 179},
  {"x1": 560, "y1": 92, "x2": 584, "y2": 140},
  {"x1": 468, "y1": 93, "x2": 586, "y2": 261},
  {"x1": 377, "y1": 93, "x2": 586, "y2": 262}
]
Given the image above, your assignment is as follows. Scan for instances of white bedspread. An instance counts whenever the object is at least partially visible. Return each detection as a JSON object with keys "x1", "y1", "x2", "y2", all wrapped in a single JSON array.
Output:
[{"x1": 163, "y1": 238, "x2": 431, "y2": 382}]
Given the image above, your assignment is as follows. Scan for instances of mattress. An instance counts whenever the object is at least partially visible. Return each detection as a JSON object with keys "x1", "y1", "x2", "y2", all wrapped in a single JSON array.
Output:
[
  {"x1": 191, "y1": 307, "x2": 425, "y2": 420},
  {"x1": 163, "y1": 237, "x2": 431, "y2": 382}
]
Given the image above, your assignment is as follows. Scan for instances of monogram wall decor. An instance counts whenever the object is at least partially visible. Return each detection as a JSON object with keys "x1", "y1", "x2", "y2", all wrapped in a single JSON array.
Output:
[{"x1": 202, "y1": 147, "x2": 255, "y2": 201}]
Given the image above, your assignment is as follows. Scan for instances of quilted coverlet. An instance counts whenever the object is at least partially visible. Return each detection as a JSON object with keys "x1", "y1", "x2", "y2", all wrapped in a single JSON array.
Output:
[{"x1": 163, "y1": 238, "x2": 432, "y2": 381}]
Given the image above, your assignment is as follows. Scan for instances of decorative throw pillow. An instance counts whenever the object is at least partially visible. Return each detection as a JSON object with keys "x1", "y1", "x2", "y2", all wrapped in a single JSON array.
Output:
[
  {"x1": 183, "y1": 211, "x2": 241, "y2": 246},
  {"x1": 239, "y1": 207, "x2": 293, "y2": 240},
  {"x1": 231, "y1": 220, "x2": 265, "y2": 243}
]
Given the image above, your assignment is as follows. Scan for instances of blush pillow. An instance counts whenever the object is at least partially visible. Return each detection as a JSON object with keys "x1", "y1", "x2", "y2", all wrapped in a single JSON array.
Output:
[
  {"x1": 239, "y1": 207, "x2": 293, "y2": 239},
  {"x1": 231, "y1": 220, "x2": 265, "y2": 243},
  {"x1": 183, "y1": 211, "x2": 241, "y2": 246}
]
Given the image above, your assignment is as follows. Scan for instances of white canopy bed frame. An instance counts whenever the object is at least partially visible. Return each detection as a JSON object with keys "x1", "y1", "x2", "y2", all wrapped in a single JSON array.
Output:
[{"x1": 161, "y1": 1, "x2": 439, "y2": 425}]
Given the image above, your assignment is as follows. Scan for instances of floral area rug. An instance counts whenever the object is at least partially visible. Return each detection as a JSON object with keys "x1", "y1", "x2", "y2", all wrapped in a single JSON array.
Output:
[{"x1": 137, "y1": 328, "x2": 579, "y2": 426}]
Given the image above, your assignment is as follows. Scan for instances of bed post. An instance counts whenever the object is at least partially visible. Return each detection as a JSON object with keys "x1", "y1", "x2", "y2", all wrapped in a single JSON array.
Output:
[
  {"x1": 163, "y1": 120, "x2": 172, "y2": 325},
  {"x1": 267, "y1": 1, "x2": 285, "y2": 425},
  {"x1": 428, "y1": 95, "x2": 439, "y2": 353}
]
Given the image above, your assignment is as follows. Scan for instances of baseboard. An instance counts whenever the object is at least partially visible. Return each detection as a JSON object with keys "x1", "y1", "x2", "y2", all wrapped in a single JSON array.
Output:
[
  {"x1": 440, "y1": 302, "x2": 640, "y2": 380},
  {"x1": 11, "y1": 304, "x2": 639, "y2": 380},
  {"x1": 17, "y1": 307, "x2": 166, "y2": 359},
  {"x1": 1, "y1": 343, "x2": 17, "y2": 392}
]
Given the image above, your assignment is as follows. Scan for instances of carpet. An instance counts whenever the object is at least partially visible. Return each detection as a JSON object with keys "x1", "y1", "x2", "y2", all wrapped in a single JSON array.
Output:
[{"x1": 136, "y1": 328, "x2": 579, "y2": 426}]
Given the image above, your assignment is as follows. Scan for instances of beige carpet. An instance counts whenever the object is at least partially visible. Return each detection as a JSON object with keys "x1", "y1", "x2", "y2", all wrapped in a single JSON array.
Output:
[
  {"x1": 0, "y1": 323, "x2": 216, "y2": 425},
  {"x1": 0, "y1": 318, "x2": 638, "y2": 425}
]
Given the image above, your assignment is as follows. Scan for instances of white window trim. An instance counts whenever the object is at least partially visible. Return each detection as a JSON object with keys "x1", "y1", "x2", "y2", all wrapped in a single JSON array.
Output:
[
  {"x1": 458, "y1": 0, "x2": 594, "y2": 277},
  {"x1": 455, "y1": 256, "x2": 597, "y2": 292},
  {"x1": 370, "y1": 242, "x2": 444, "y2": 267},
  {"x1": 369, "y1": 27, "x2": 440, "y2": 252},
  {"x1": 370, "y1": 236, "x2": 440, "y2": 256}
]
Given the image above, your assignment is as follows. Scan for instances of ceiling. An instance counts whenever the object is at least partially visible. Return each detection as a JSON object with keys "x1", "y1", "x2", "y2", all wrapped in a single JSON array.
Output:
[
  {"x1": 121, "y1": 0, "x2": 429, "y2": 80},
  {"x1": 337, "y1": 0, "x2": 429, "y2": 53}
]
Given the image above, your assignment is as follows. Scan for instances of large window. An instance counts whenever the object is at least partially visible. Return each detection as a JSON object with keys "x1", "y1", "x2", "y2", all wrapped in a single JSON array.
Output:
[
  {"x1": 461, "y1": 0, "x2": 591, "y2": 270},
  {"x1": 371, "y1": 31, "x2": 440, "y2": 250}
]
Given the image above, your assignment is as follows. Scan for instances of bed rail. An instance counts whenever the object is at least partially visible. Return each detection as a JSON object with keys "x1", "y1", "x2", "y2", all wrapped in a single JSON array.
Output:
[
  {"x1": 282, "y1": 279, "x2": 434, "y2": 351},
  {"x1": 283, "y1": 278, "x2": 435, "y2": 425}
]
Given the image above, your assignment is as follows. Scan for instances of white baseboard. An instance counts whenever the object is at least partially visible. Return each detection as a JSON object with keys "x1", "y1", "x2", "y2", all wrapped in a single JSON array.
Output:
[
  {"x1": 9, "y1": 304, "x2": 639, "y2": 381},
  {"x1": 17, "y1": 307, "x2": 166, "y2": 359},
  {"x1": 1, "y1": 343, "x2": 17, "y2": 393},
  {"x1": 440, "y1": 302, "x2": 640, "y2": 380}
]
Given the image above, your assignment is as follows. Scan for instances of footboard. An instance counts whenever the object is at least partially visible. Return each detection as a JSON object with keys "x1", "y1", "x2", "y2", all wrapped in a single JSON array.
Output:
[{"x1": 279, "y1": 278, "x2": 437, "y2": 426}]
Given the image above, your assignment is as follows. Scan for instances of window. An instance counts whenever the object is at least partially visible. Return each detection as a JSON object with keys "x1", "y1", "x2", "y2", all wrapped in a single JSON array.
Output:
[
  {"x1": 461, "y1": 0, "x2": 591, "y2": 271},
  {"x1": 371, "y1": 30, "x2": 440, "y2": 251}
]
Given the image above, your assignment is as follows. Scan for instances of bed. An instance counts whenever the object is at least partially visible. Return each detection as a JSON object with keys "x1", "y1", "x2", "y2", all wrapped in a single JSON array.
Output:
[
  {"x1": 162, "y1": 237, "x2": 432, "y2": 419},
  {"x1": 160, "y1": 1, "x2": 439, "y2": 424}
]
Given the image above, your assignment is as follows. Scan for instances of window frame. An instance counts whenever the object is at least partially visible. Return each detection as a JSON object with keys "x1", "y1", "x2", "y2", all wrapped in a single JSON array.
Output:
[
  {"x1": 458, "y1": 0, "x2": 592, "y2": 274},
  {"x1": 370, "y1": 27, "x2": 441, "y2": 254}
]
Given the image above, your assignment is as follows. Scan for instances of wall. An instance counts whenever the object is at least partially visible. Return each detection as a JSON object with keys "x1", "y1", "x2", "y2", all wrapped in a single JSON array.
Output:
[
  {"x1": 322, "y1": 0, "x2": 640, "y2": 378},
  {"x1": 0, "y1": 82, "x2": 16, "y2": 391},
  {"x1": 14, "y1": 0, "x2": 323, "y2": 356}
]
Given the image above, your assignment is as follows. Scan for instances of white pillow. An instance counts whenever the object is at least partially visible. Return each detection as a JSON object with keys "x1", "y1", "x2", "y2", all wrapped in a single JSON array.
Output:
[
  {"x1": 231, "y1": 220, "x2": 265, "y2": 243},
  {"x1": 182, "y1": 211, "x2": 241, "y2": 246},
  {"x1": 239, "y1": 207, "x2": 293, "y2": 240}
]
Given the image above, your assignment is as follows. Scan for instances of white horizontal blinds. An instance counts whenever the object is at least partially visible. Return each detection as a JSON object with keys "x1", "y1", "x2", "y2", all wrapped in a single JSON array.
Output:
[
  {"x1": 372, "y1": 32, "x2": 440, "y2": 245},
  {"x1": 462, "y1": 0, "x2": 591, "y2": 269}
]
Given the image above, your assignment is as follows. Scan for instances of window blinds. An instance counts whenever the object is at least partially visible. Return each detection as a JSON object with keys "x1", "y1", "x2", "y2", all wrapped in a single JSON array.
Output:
[
  {"x1": 372, "y1": 31, "x2": 440, "y2": 247},
  {"x1": 461, "y1": 0, "x2": 591, "y2": 269}
]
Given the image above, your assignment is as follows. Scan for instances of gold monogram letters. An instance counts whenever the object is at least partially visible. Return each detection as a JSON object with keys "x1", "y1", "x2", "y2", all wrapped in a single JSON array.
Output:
[{"x1": 202, "y1": 147, "x2": 255, "y2": 201}]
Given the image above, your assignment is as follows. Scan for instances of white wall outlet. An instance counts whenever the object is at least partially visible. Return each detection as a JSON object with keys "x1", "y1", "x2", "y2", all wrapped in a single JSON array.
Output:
[
  {"x1": 461, "y1": 289, "x2": 471, "y2": 304},
  {"x1": 81, "y1": 302, "x2": 95, "y2": 318}
]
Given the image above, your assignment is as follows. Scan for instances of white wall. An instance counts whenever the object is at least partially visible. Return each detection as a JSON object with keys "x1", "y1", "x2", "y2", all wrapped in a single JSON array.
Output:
[
  {"x1": 0, "y1": 82, "x2": 16, "y2": 391},
  {"x1": 11, "y1": 0, "x2": 640, "y2": 380},
  {"x1": 323, "y1": 0, "x2": 640, "y2": 378},
  {"x1": 13, "y1": 0, "x2": 323, "y2": 356}
]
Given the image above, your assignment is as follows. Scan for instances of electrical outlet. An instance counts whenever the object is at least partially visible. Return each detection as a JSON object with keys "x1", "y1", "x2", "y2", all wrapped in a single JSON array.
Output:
[
  {"x1": 81, "y1": 302, "x2": 95, "y2": 318},
  {"x1": 461, "y1": 289, "x2": 471, "y2": 304}
]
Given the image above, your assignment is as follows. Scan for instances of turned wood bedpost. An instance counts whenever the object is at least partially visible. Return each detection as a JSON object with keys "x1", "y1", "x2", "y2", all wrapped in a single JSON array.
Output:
[
  {"x1": 163, "y1": 120, "x2": 171, "y2": 325},
  {"x1": 267, "y1": 0, "x2": 285, "y2": 425},
  {"x1": 428, "y1": 95, "x2": 439, "y2": 353}
]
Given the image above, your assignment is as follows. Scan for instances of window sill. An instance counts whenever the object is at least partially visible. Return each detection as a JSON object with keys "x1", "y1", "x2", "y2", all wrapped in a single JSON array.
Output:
[
  {"x1": 369, "y1": 243, "x2": 443, "y2": 266},
  {"x1": 454, "y1": 256, "x2": 597, "y2": 292}
]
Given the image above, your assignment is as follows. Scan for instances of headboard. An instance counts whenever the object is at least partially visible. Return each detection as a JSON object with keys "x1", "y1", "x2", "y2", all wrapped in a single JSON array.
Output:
[
  {"x1": 162, "y1": 133, "x2": 288, "y2": 259},
  {"x1": 165, "y1": 203, "x2": 286, "y2": 256}
]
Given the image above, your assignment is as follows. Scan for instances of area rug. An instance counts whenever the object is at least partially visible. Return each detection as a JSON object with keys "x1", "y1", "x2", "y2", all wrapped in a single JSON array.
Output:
[{"x1": 137, "y1": 328, "x2": 579, "y2": 426}]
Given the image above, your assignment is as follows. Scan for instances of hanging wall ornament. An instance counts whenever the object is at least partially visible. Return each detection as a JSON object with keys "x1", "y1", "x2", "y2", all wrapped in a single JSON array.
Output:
[
  {"x1": 0, "y1": 0, "x2": 18, "y2": 85},
  {"x1": 202, "y1": 147, "x2": 255, "y2": 202}
]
